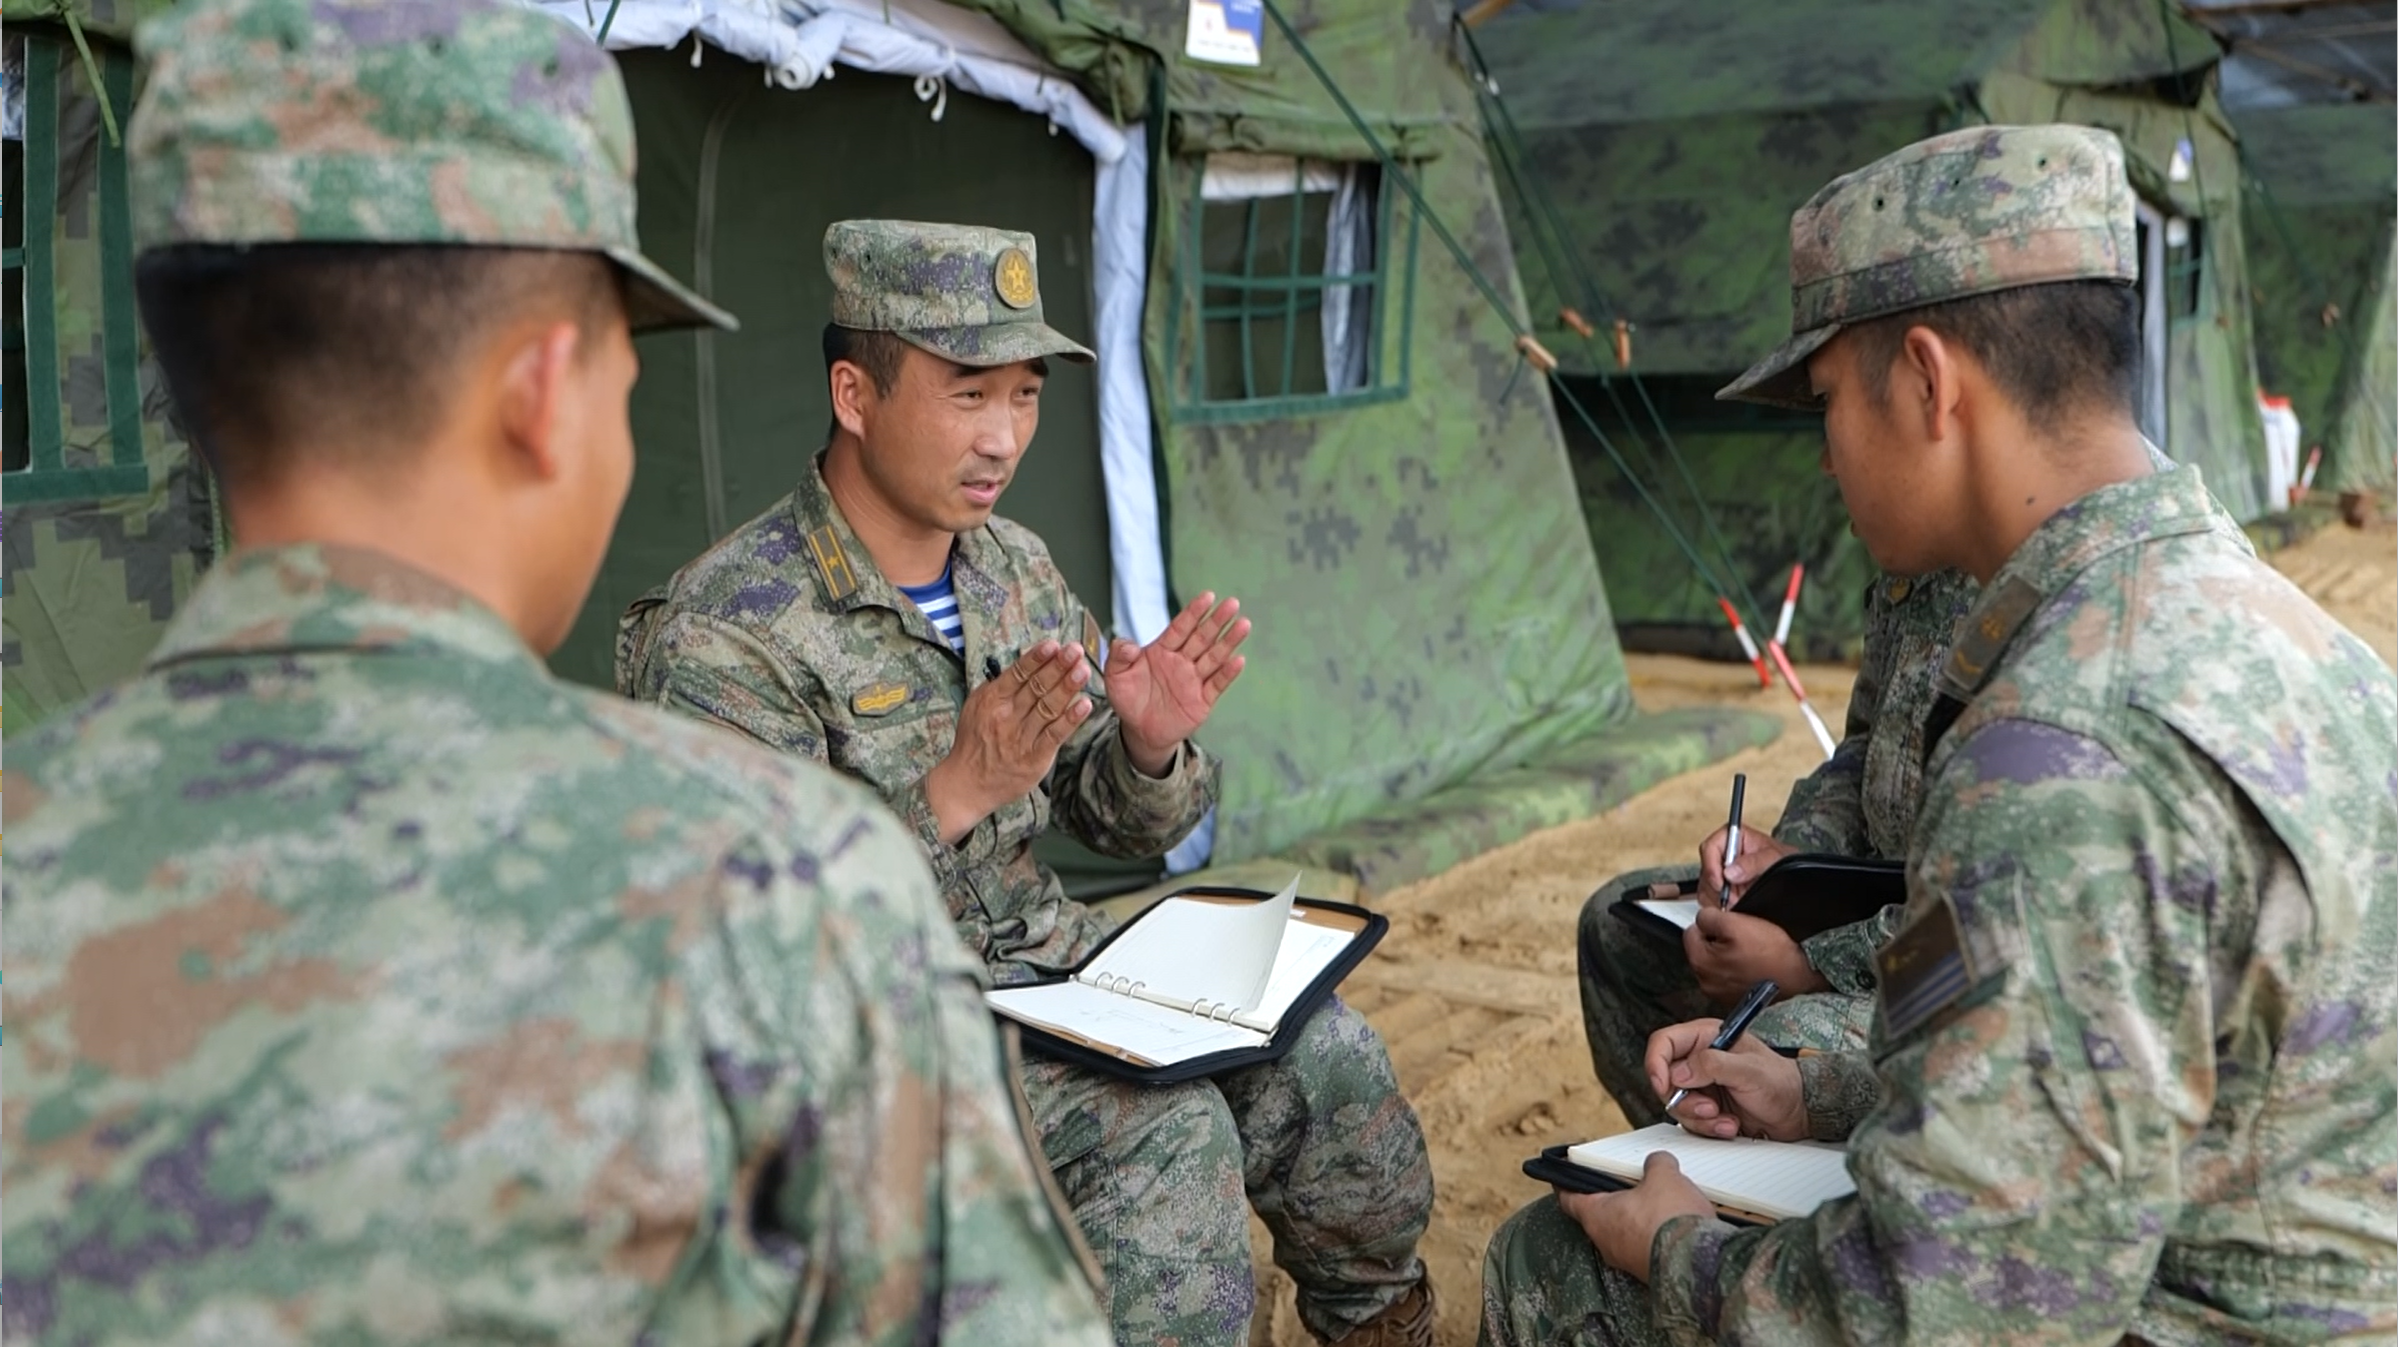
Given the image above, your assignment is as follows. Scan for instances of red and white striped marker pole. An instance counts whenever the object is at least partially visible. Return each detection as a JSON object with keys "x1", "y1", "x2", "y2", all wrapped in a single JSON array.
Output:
[
  {"x1": 2300, "y1": 446, "x2": 2322, "y2": 492},
  {"x1": 1716, "y1": 596, "x2": 1771, "y2": 688},
  {"x1": 1773, "y1": 563, "x2": 1805, "y2": 648},
  {"x1": 1767, "y1": 640, "x2": 1839, "y2": 760}
]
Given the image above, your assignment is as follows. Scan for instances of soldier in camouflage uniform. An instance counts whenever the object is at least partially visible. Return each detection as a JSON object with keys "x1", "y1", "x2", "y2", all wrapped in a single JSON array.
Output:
[
  {"x1": 1577, "y1": 564, "x2": 1976, "y2": 1127},
  {"x1": 2, "y1": 4, "x2": 1112, "y2": 1343},
  {"x1": 616, "y1": 220, "x2": 1437, "y2": 1347},
  {"x1": 1483, "y1": 123, "x2": 2398, "y2": 1346}
]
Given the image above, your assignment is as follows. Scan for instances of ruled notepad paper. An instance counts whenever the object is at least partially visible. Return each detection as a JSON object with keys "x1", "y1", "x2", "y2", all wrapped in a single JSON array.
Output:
[
  {"x1": 1564, "y1": 1124, "x2": 1855, "y2": 1221},
  {"x1": 1636, "y1": 898, "x2": 1702, "y2": 930}
]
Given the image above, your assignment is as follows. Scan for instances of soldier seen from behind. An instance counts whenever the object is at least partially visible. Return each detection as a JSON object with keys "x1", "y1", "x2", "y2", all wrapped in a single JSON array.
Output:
[
  {"x1": 1482, "y1": 124, "x2": 2398, "y2": 1346},
  {"x1": 617, "y1": 220, "x2": 1440, "y2": 1346},
  {"x1": 1, "y1": 2, "x2": 1113, "y2": 1342}
]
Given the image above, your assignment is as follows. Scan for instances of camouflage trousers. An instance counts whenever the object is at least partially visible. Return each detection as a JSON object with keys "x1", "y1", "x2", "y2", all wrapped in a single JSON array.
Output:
[
  {"x1": 1477, "y1": 1195, "x2": 1663, "y2": 1347},
  {"x1": 1022, "y1": 994, "x2": 1433, "y2": 1345},
  {"x1": 1579, "y1": 866, "x2": 1873, "y2": 1127}
]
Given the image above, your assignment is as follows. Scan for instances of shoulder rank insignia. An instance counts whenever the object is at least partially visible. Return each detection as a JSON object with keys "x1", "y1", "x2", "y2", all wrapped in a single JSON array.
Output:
[
  {"x1": 805, "y1": 524, "x2": 859, "y2": 602},
  {"x1": 1876, "y1": 897, "x2": 1974, "y2": 1041},
  {"x1": 852, "y1": 682, "x2": 911, "y2": 717},
  {"x1": 1082, "y1": 612, "x2": 1106, "y2": 662}
]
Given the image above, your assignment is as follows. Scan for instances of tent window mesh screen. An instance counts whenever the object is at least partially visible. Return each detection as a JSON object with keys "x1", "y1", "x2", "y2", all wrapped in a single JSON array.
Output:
[{"x1": 1167, "y1": 154, "x2": 1415, "y2": 422}]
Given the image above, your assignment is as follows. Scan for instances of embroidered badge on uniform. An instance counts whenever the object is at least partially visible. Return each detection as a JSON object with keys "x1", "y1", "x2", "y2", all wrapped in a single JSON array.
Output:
[
  {"x1": 1877, "y1": 897, "x2": 1975, "y2": 1041},
  {"x1": 852, "y1": 682, "x2": 911, "y2": 716}
]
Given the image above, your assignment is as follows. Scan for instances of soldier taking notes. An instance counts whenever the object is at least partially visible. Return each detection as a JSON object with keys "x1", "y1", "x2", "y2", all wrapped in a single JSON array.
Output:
[
  {"x1": 1482, "y1": 124, "x2": 2398, "y2": 1347},
  {"x1": 2, "y1": 3, "x2": 1111, "y2": 1342},
  {"x1": 618, "y1": 220, "x2": 1440, "y2": 1346}
]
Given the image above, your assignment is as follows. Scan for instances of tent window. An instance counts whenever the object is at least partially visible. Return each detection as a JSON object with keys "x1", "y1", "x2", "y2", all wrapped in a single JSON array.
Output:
[
  {"x1": 2166, "y1": 217, "x2": 2205, "y2": 324},
  {"x1": 1167, "y1": 153, "x2": 1415, "y2": 422},
  {"x1": 6, "y1": 30, "x2": 151, "y2": 501}
]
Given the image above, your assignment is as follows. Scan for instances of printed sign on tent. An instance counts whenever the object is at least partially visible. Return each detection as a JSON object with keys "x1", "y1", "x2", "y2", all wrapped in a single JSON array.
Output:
[{"x1": 1186, "y1": 0, "x2": 1264, "y2": 67}]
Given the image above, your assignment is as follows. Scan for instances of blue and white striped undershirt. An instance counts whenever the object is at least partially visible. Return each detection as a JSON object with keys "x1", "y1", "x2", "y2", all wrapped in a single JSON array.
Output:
[{"x1": 897, "y1": 567, "x2": 966, "y2": 655}]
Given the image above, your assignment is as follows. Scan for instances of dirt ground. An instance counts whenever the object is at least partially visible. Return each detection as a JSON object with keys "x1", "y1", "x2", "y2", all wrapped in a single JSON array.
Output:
[{"x1": 1245, "y1": 518, "x2": 2398, "y2": 1346}]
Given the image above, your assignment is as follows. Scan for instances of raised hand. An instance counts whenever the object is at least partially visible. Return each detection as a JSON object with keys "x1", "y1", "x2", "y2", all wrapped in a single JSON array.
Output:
[
  {"x1": 1104, "y1": 592, "x2": 1250, "y2": 775},
  {"x1": 924, "y1": 640, "x2": 1092, "y2": 843}
]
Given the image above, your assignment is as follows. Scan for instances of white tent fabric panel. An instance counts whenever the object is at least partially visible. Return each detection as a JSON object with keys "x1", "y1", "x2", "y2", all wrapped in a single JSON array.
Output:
[{"x1": 529, "y1": 0, "x2": 1124, "y2": 163}]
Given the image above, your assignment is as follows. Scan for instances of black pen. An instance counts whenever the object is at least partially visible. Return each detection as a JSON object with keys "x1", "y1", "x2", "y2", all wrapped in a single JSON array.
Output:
[
  {"x1": 1719, "y1": 773, "x2": 1748, "y2": 908},
  {"x1": 1662, "y1": 977, "x2": 1779, "y2": 1114}
]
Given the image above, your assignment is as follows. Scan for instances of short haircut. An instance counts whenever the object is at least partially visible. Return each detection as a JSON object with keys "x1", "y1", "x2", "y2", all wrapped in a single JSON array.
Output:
[
  {"x1": 134, "y1": 243, "x2": 621, "y2": 489},
  {"x1": 822, "y1": 323, "x2": 913, "y2": 396},
  {"x1": 1846, "y1": 279, "x2": 2142, "y2": 434}
]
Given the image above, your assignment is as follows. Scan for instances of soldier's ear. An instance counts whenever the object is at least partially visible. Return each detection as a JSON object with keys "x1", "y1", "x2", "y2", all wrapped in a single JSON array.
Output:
[
  {"x1": 495, "y1": 321, "x2": 585, "y2": 483},
  {"x1": 829, "y1": 359, "x2": 872, "y2": 438}
]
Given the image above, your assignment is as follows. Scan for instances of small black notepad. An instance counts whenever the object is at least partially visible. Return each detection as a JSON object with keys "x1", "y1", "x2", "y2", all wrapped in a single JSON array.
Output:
[{"x1": 1608, "y1": 853, "x2": 1905, "y2": 952}]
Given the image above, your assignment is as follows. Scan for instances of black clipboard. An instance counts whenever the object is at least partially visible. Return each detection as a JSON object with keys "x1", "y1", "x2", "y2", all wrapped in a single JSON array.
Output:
[
  {"x1": 1607, "y1": 853, "x2": 1905, "y2": 953},
  {"x1": 1003, "y1": 885, "x2": 1387, "y2": 1086},
  {"x1": 1520, "y1": 1146, "x2": 1775, "y2": 1228}
]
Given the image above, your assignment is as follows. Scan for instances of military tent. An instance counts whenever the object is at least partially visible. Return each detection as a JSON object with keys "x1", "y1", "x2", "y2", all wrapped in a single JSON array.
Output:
[
  {"x1": 1476, "y1": 0, "x2": 2275, "y2": 656},
  {"x1": 3, "y1": 12, "x2": 222, "y2": 725},
  {"x1": 3, "y1": 0, "x2": 1779, "y2": 895},
  {"x1": 2231, "y1": 104, "x2": 2396, "y2": 502}
]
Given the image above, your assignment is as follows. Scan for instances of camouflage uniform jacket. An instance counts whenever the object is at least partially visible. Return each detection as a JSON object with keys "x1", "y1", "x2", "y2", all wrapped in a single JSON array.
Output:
[
  {"x1": 617, "y1": 456, "x2": 1217, "y2": 985},
  {"x1": 1776, "y1": 451, "x2": 2242, "y2": 994},
  {"x1": 1645, "y1": 465, "x2": 2398, "y2": 1344},
  {"x1": 3, "y1": 545, "x2": 1111, "y2": 1347},
  {"x1": 1771, "y1": 567, "x2": 1975, "y2": 992}
]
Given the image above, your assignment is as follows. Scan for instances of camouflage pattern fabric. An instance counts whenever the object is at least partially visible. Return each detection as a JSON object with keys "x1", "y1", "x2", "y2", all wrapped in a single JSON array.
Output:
[
  {"x1": 2237, "y1": 103, "x2": 2398, "y2": 498},
  {"x1": 617, "y1": 459, "x2": 1434, "y2": 1343},
  {"x1": 130, "y1": 0, "x2": 728, "y2": 331},
  {"x1": 3, "y1": 545, "x2": 1112, "y2": 1346},
  {"x1": 1719, "y1": 124, "x2": 2138, "y2": 409},
  {"x1": 824, "y1": 219, "x2": 1095, "y2": 366},
  {"x1": 1488, "y1": 462, "x2": 2398, "y2": 1345},
  {"x1": 3, "y1": 30, "x2": 218, "y2": 731},
  {"x1": 1023, "y1": 997, "x2": 1432, "y2": 1342},
  {"x1": 1576, "y1": 568, "x2": 1976, "y2": 1126}
]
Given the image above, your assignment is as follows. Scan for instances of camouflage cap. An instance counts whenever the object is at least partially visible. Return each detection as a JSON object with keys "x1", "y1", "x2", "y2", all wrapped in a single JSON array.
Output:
[
  {"x1": 1718, "y1": 124, "x2": 2136, "y2": 409},
  {"x1": 825, "y1": 220, "x2": 1095, "y2": 366},
  {"x1": 128, "y1": 0, "x2": 735, "y2": 333}
]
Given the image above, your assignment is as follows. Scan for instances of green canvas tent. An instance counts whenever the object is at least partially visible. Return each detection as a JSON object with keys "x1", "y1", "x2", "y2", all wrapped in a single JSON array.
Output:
[
  {"x1": 1476, "y1": 0, "x2": 2274, "y2": 656},
  {"x1": 4, "y1": 9, "x2": 222, "y2": 726},
  {"x1": 2235, "y1": 101, "x2": 2397, "y2": 500},
  {"x1": 4, "y1": 0, "x2": 1776, "y2": 895}
]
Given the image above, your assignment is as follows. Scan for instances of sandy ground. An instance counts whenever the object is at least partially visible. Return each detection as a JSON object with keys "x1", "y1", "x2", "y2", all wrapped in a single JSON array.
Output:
[{"x1": 1245, "y1": 518, "x2": 2398, "y2": 1346}]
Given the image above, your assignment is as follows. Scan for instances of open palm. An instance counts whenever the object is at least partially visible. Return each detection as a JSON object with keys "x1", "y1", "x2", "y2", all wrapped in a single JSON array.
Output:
[{"x1": 1107, "y1": 592, "x2": 1250, "y2": 759}]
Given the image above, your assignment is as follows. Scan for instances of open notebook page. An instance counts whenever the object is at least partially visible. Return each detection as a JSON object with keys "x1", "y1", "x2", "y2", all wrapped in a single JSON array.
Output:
[
  {"x1": 1080, "y1": 877, "x2": 1299, "y2": 1011},
  {"x1": 983, "y1": 980, "x2": 1267, "y2": 1066},
  {"x1": 1231, "y1": 918, "x2": 1360, "y2": 1032},
  {"x1": 1636, "y1": 898, "x2": 1701, "y2": 930},
  {"x1": 1565, "y1": 1123, "x2": 1855, "y2": 1221}
]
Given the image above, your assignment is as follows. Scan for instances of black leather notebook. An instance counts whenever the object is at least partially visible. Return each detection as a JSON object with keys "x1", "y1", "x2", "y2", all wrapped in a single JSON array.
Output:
[
  {"x1": 1607, "y1": 853, "x2": 1905, "y2": 953},
  {"x1": 988, "y1": 882, "x2": 1386, "y2": 1086}
]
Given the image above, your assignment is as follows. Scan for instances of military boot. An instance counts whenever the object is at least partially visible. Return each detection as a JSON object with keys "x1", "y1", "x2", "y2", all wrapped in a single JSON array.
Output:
[{"x1": 1324, "y1": 1279, "x2": 1434, "y2": 1347}]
